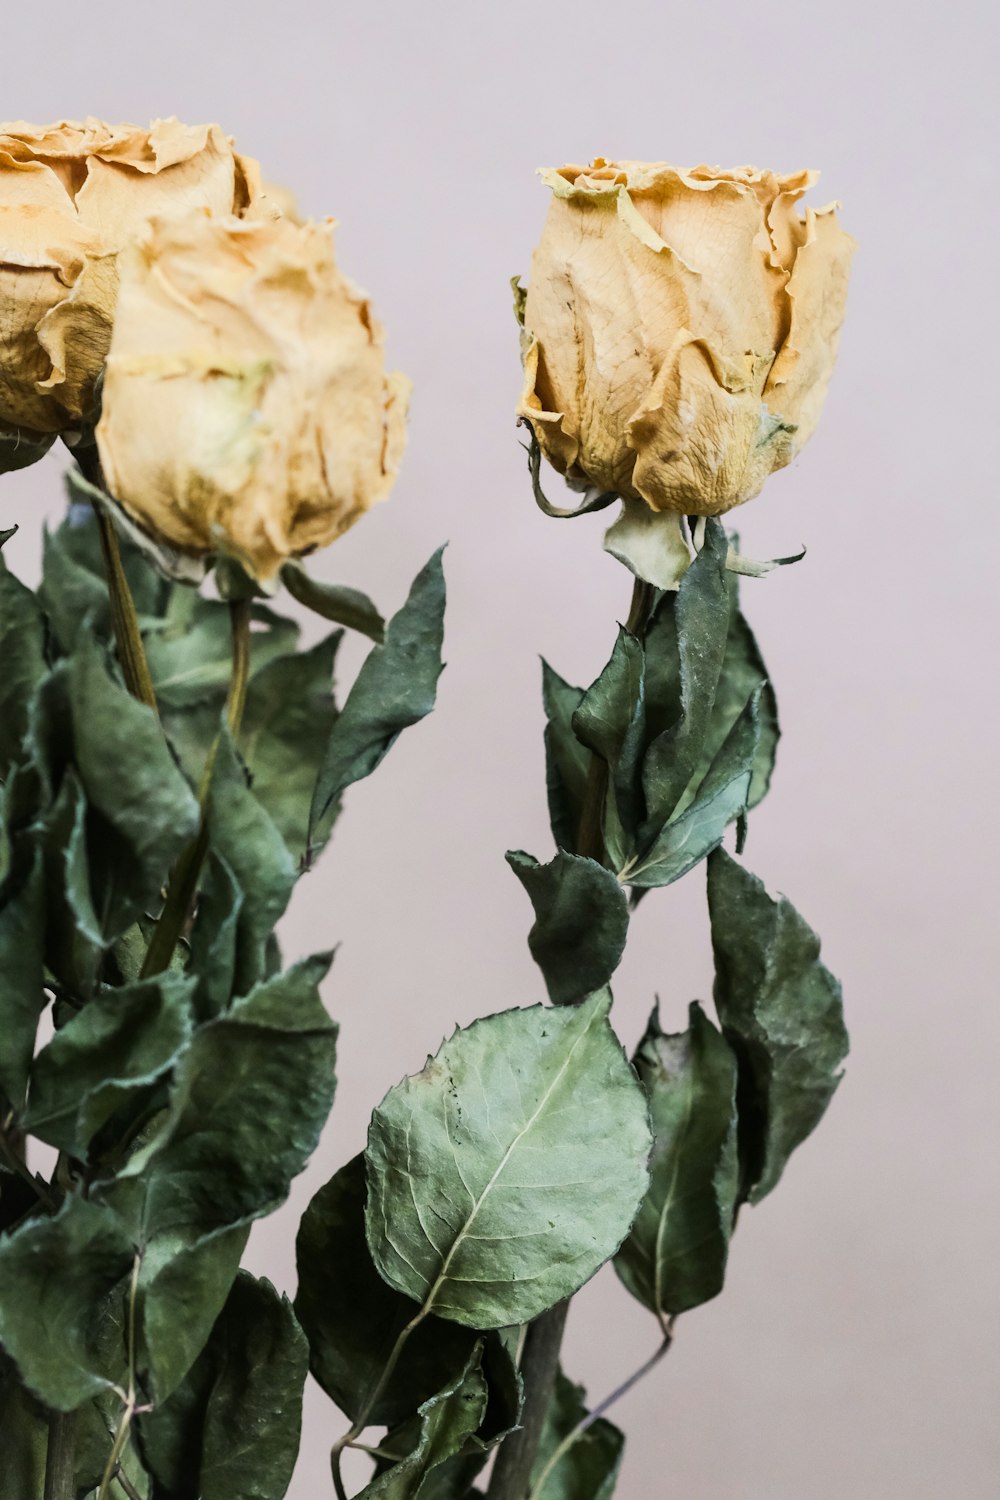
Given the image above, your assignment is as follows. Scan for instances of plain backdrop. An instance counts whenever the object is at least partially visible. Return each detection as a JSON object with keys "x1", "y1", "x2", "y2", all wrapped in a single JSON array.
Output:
[{"x1": 3, "y1": 2, "x2": 998, "y2": 1496}]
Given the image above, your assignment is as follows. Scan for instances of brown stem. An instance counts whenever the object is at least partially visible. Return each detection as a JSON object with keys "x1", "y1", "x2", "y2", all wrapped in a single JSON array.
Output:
[
  {"x1": 489, "y1": 574, "x2": 656, "y2": 1500},
  {"x1": 487, "y1": 1300, "x2": 569, "y2": 1500},
  {"x1": 43, "y1": 1409, "x2": 77, "y2": 1500}
]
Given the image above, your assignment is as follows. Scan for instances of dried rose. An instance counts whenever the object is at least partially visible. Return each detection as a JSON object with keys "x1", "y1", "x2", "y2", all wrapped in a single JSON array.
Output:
[{"x1": 96, "y1": 210, "x2": 410, "y2": 583}]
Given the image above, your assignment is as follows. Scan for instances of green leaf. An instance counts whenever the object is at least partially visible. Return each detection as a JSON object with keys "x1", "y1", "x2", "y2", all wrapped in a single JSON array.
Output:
[
  {"x1": 309, "y1": 547, "x2": 446, "y2": 849},
  {"x1": 707, "y1": 849, "x2": 849, "y2": 1203},
  {"x1": 0, "y1": 845, "x2": 46, "y2": 1109},
  {"x1": 624, "y1": 688, "x2": 760, "y2": 888},
  {"x1": 139, "y1": 1220, "x2": 251, "y2": 1403},
  {"x1": 295, "y1": 1153, "x2": 477, "y2": 1428},
  {"x1": 101, "y1": 955, "x2": 336, "y2": 1239},
  {"x1": 0, "y1": 1196, "x2": 134, "y2": 1410},
  {"x1": 540, "y1": 661, "x2": 589, "y2": 853},
  {"x1": 185, "y1": 853, "x2": 244, "y2": 1021},
  {"x1": 529, "y1": 1369, "x2": 624, "y2": 1500},
  {"x1": 238, "y1": 631, "x2": 342, "y2": 861},
  {"x1": 205, "y1": 730, "x2": 298, "y2": 995},
  {"x1": 506, "y1": 850, "x2": 629, "y2": 1005},
  {"x1": 667, "y1": 570, "x2": 779, "y2": 820},
  {"x1": 282, "y1": 558, "x2": 385, "y2": 643},
  {"x1": 68, "y1": 636, "x2": 201, "y2": 939},
  {"x1": 0, "y1": 1355, "x2": 47, "y2": 1500},
  {"x1": 603, "y1": 497, "x2": 692, "y2": 590},
  {"x1": 365, "y1": 991, "x2": 651, "y2": 1328},
  {"x1": 641, "y1": 519, "x2": 730, "y2": 829},
  {"x1": 571, "y1": 626, "x2": 645, "y2": 854},
  {"x1": 0, "y1": 550, "x2": 47, "y2": 779},
  {"x1": 24, "y1": 973, "x2": 195, "y2": 1158},
  {"x1": 148, "y1": 590, "x2": 299, "y2": 712},
  {"x1": 615, "y1": 1003, "x2": 738, "y2": 1318},
  {"x1": 357, "y1": 1345, "x2": 489, "y2": 1500},
  {"x1": 139, "y1": 1272, "x2": 307, "y2": 1500}
]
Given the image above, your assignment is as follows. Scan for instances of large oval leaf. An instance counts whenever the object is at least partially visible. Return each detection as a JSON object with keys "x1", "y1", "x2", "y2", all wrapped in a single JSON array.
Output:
[{"x1": 365, "y1": 991, "x2": 651, "y2": 1328}]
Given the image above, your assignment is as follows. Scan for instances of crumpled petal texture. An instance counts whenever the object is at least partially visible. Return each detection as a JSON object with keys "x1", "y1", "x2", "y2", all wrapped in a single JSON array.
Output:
[
  {"x1": 518, "y1": 159, "x2": 855, "y2": 516},
  {"x1": 0, "y1": 117, "x2": 260, "y2": 434},
  {"x1": 96, "y1": 212, "x2": 410, "y2": 583}
]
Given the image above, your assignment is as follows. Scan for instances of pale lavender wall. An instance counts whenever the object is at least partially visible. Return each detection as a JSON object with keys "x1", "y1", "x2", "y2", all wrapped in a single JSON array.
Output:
[{"x1": 3, "y1": 2, "x2": 998, "y2": 1495}]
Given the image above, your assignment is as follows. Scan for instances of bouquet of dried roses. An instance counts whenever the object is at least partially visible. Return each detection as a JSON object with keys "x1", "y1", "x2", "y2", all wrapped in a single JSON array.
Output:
[{"x1": 0, "y1": 122, "x2": 853, "y2": 1500}]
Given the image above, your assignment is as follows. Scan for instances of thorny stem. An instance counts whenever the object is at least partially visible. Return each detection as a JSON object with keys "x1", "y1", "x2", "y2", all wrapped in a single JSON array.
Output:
[
  {"x1": 526, "y1": 1327, "x2": 674, "y2": 1500},
  {"x1": 76, "y1": 448, "x2": 159, "y2": 717},
  {"x1": 139, "y1": 597, "x2": 252, "y2": 980},
  {"x1": 488, "y1": 574, "x2": 655, "y2": 1500}
]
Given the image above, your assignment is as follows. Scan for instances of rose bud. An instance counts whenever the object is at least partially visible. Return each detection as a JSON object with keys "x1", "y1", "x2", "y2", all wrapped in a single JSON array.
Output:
[
  {"x1": 0, "y1": 117, "x2": 262, "y2": 451},
  {"x1": 518, "y1": 160, "x2": 855, "y2": 522},
  {"x1": 96, "y1": 210, "x2": 410, "y2": 583}
]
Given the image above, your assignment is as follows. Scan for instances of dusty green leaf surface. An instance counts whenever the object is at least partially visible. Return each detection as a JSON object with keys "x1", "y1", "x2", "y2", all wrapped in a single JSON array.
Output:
[
  {"x1": 0, "y1": 846, "x2": 46, "y2": 1107},
  {"x1": 282, "y1": 559, "x2": 385, "y2": 642},
  {"x1": 708, "y1": 849, "x2": 848, "y2": 1202},
  {"x1": 25, "y1": 972, "x2": 194, "y2": 1158},
  {"x1": 540, "y1": 661, "x2": 589, "y2": 853},
  {"x1": 139, "y1": 1272, "x2": 307, "y2": 1500},
  {"x1": 356, "y1": 1346, "x2": 489, "y2": 1500},
  {"x1": 530, "y1": 1369, "x2": 624, "y2": 1500},
  {"x1": 309, "y1": 547, "x2": 446, "y2": 847},
  {"x1": 0, "y1": 1196, "x2": 134, "y2": 1410},
  {"x1": 615, "y1": 1003, "x2": 738, "y2": 1318},
  {"x1": 365, "y1": 991, "x2": 651, "y2": 1327},
  {"x1": 506, "y1": 850, "x2": 629, "y2": 1005},
  {"x1": 101, "y1": 955, "x2": 336, "y2": 1238},
  {"x1": 295, "y1": 1153, "x2": 477, "y2": 1428}
]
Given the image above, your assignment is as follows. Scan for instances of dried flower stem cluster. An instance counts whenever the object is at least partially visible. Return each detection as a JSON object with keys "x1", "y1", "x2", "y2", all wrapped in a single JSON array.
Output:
[{"x1": 0, "y1": 131, "x2": 853, "y2": 1500}]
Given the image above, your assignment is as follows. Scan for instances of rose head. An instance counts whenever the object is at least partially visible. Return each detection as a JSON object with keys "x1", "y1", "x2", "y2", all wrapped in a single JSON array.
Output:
[
  {"x1": 518, "y1": 159, "x2": 855, "y2": 517},
  {"x1": 96, "y1": 211, "x2": 410, "y2": 583},
  {"x1": 0, "y1": 117, "x2": 261, "y2": 439}
]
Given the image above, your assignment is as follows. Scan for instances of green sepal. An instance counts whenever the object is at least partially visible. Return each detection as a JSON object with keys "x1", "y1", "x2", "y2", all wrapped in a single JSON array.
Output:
[
  {"x1": 615, "y1": 1002, "x2": 738, "y2": 1318},
  {"x1": 282, "y1": 558, "x2": 385, "y2": 643},
  {"x1": 506, "y1": 849, "x2": 629, "y2": 1005},
  {"x1": 707, "y1": 849, "x2": 848, "y2": 1203}
]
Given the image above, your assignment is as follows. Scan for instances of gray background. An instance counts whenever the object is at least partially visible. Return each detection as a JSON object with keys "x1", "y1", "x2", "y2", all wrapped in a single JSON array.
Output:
[{"x1": 4, "y1": 1, "x2": 998, "y2": 1495}]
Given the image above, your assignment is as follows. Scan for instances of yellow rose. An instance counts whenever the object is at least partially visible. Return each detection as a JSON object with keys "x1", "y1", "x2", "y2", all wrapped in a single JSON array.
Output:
[
  {"x1": 96, "y1": 211, "x2": 410, "y2": 583},
  {"x1": 518, "y1": 159, "x2": 855, "y2": 520},
  {"x1": 0, "y1": 117, "x2": 260, "y2": 438}
]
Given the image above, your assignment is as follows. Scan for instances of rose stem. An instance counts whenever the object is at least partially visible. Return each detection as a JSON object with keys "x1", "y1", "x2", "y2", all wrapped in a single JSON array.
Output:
[
  {"x1": 139, "y1": 596, "x2": 251, "y2": 979},
  {"x1": 43, "y1": 1410, "x2": 77, "y2": 1500},
  {"x1": 488, "y1": 575, "x2": 653, "y2": 1500},
  {"x1": 76, "y1": 447, "x2": 159, "y2": 716}
]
